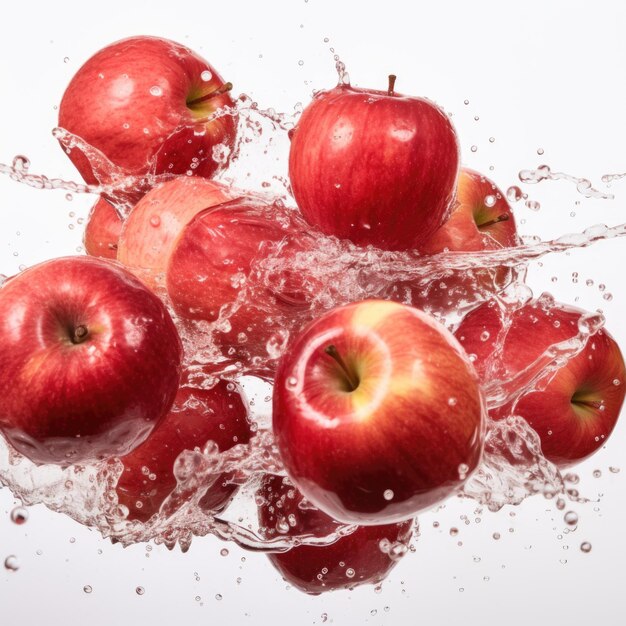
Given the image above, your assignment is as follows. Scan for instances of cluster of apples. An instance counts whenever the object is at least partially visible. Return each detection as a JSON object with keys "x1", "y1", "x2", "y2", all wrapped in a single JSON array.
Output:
[{"x1": 0, "y1": 35, "x2": 624, "y2": 595}]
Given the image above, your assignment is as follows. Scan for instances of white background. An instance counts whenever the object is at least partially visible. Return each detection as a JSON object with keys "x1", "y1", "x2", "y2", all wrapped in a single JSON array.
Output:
[{"x1": 1, "y1": 1, "x2": 626, "y2": 624}]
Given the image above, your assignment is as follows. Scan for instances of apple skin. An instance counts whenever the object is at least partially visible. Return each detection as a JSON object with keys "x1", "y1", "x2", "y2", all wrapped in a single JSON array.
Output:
[
  {"x1": 166, "y1": 199, "x2": 310, "y2": 363},
  {"x1": 116, "y1": 377, "x2": 251, "y2": 522},
  {"x1": 273, "y1": 299, "x2": 485, "y2": 524},
  {"x1": 410, "y1": 168, "x2": 521, "y2": 312},
  {"x1": 258, "y1": 474, "x2": 413, "y2": 594},
  {"x1": 58, "y1": 36, "x2": 236, "y2": 189},
  {"x1": 117, "y1": 176, "x2": 232, "y2": 289},
  {"x1": 0, "y1": 256, "x2": 183, "y2": 465},
  {"x1": 84, "y1": 197, "x2": 123, "y2": 259},
  {"x1": 454, "y1": 299, "x2": 626, "y2": 466},
  {"x1": 288, "y1": 82, "x2": 459, "y2": 251}
]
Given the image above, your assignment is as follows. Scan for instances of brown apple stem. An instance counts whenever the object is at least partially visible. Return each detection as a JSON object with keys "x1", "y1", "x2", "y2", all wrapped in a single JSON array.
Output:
[
  {"x1": 187, "y1": 82, "x2": 233, "y2": 107},
  {"x1": 72, "y1": 324, "x2": 89, "y2": 344},
  {"x1": 572, "y1": 398, "x2": 603, "y2": 410},
  {"x1": 388, "y1": 74, "x2": 397, "y2": 96},
  {"x1": 477, "y1": 213, "x2": 510, "y2": 229},
  {"x1": 325, "y1": 345, "x2": 359, "y2": 392}
]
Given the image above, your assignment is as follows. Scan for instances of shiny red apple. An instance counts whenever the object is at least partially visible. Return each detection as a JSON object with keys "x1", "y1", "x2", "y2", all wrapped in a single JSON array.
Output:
[
  {"x1": 166, "y1": 199, "x2": 312, "y2": 363},
  {"x1": 258, "y1": 474, "x2": 413, "y2": 594},
  {"x1": 84, "y1": 197, "x2": 123, "y2": 259},
  {"x1": 289, "y1": 76, "x2": 459, "y2": 251},
  {"x1": 59, "y1": 36, "x2": 236, "y2": 190},
  {"x1": 117, "y1": 176, "x2": 232, "y2": 289},
  {"x1": 116, "y1": 376, "x2": 251, "y2": 522},
  {"x1": 414, "y1": 168, "x2": 520, "y2": 311},
  {"x1": 273, "y1": 299, "x2": 485, "y2": 524},
  {"x1": 0, "y1": 256, "x2": 183, "y2": 465},
  {"x1": 454, "y1": 298, "x2": 626, "y2": 465}
]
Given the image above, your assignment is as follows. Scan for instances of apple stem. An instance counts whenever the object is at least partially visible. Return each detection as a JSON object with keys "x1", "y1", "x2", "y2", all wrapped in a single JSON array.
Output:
[
  {"x1": 388, "y1": 74, "x2": 397, "y2": 97},
  {"x1": 572, "y1": 398, "x2": 603, "y2": 411},
  {"x1": 72, "y1": 325, "x2": 89, "y2": 344},
  {"x1": 477, "y1": 213, "x2": 510, "y2": 229},
  {"x1": 187, "y1": 82, "x2": 233, "y2": 107},
  {"x1": 324, "y1": 345, "x2": 359, "y2": 392}
]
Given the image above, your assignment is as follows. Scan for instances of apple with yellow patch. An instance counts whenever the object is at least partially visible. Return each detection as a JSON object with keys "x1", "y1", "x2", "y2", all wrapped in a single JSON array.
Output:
[{"x1": 273, "y1": 299, "x2": 485, "y2": 524}]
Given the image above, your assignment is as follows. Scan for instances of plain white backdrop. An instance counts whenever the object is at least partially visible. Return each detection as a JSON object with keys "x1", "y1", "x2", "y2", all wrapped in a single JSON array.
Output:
[{"x1": 1, "y1": 1, "x2": 626, "y2": 624}]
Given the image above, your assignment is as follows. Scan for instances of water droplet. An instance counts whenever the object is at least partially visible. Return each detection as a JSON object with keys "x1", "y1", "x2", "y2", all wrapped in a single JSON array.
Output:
[
  {"x1": 564, "y1": 511, "x2": 578, "y2": 526},
  {"x1": 448, "y1": 397, "x2": 457, "y2": 407},
  {"x1": 345, "y1": 568, "x2": 355, "y2": 578},
  {"x1": 470, "y1": 145, "x2": 478, "y2": 153},
  {"x1": 149, "y1": 86, "x2": 162, "y2": 97},
  {"x1": 4, "y1": 555, "x2": 19, "y2": 571},
  {"x1": 383, "y1": 489, "x2": 394, "y2": 501},
  {"x1": 136, "y1": 586, "x2": 145, "y2": 595},
  {"x1": 484, "y1": 195, "x2": 496, "y2": 207},
  {"x1": 220, "y1": 548, "x2": 229, "y2": 557},
  {"x1": 480, "y1": 330, "x2": 490, "y2": 342},
  {"x1": 506, "y1": 185, "x2": 522, "y2": 202},
  {"x1": 537, "y1": 148, "x2": 544, "y2": 155},
  {"x1": 580, "y1": 542, "x2": 592, "y2": 553},
  {"x1": 201, "y1": 70, "x2": 213, "y2": 81},
  {"x1": 464, "y1": 99, "x2": 469, "y2": 105},
  {"x1": 450, "y1": 527, "x2": 459, "y2": 536},
  {"x1": 593, "y1": 469, "x2": 602, "y2": 478},
  {"x1": 609, "y1": 466, "x2": 620, "y2": 473},
  {"x1": 526, "y1": 200, "x2": 541, "y2": 211},
  {"x1": 83, "y1": 585, "x2": 92, "y2": 594},
  {"x1": 215, "y1": 593, "x2": 223, "y2": 601},
  {"x1": 492, "y1": 532, "x2": 501, "y2": 540},
  {"x1": 149, "y1": 215, "x2": 161, "y2": 227},
  {"x1": 10, "y1": 506, "x2": 28, "y2": 525}
]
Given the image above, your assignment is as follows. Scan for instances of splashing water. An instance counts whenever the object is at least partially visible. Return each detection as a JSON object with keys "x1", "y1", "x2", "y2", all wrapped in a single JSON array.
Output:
[
  {"x1": 0, "y1": 79, "x2": 623, "y2": 555},
  {"x1": 519, "y1": 164, "x2": 614, "y2": 200}
]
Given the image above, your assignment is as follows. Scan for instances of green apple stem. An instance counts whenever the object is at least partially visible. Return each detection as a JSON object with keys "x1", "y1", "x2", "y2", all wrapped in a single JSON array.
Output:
[
  {"x1": 72, "y1": 324, "x2": 89, "y2": 344},
  {"x1": 187, "y1": 82, "x2": 233, "y2": 107},
  {"x1": 325, "y1": 345, "x2": 359, "y2": 392},
  {"x1": 388, "y1": 74, "x2": 397, "y2": 97},
  {"x1": 477, "y1": 213, "x2": 510, "y2": 229}
]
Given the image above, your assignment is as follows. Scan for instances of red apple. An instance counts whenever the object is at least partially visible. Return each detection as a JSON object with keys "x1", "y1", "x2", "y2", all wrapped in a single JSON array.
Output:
[
  {"x1": 84, "y1": 197, "x2": 123, "y2": 259},
  {"x1": 116, "y1": 376, "x2": 250, "y2": 522},
  {"x1": 166, "y1": 199, "x2": 312, "y2": 364},
  {"x1": 454, "y1": 298, "x2": 626, "y2": 465},
  {"x1": 58, "y1": 36, "x2": 236, "y2": 191},
  {"x1": 117, "y1": 176, "x2": 233, "y2": 289},
  {"x1": 0, "y1": 256, "x2": 183, "y2": 465},
  {"x1": 258, "y1": 474, "x2": 413, "y2": 594},
  {"x1": 288, "y1": 76, "x2": 459, "y2": 251},
  {"x1": 413, "y1": 168, "x2": 520, "y2": 311},
  {"x1": 273, "y1": 299, "x2": 485, "y2": 524}
]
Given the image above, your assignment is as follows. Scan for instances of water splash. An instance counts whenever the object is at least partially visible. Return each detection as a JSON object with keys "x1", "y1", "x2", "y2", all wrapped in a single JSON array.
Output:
[{"x1": 519, "y1": 164, "x2": 614, "y2": 200}]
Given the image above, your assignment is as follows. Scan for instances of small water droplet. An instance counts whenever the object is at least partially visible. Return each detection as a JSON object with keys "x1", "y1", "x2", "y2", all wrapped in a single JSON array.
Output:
[
  {"x1": 470, "y1": 145, "x2": 478, "y2": 153},
  {"x1": 383, "y1": 489, "x2": 394, "y2": 501},
  {"x1": 10, "y1": 506, "x2": 28, "y2": 525},
  {"x1": 201, "y1": 70, "x2": 213, "y2": 81},
  {"x1": 564, "y1": 511, "x2": 578, "y2": 526},
  {"x1": 83, "y1": 585, "x2": 92, "y2": 594},
  {"x1": 345, "y1": 568, "x2": 355, "y2": 578},
  {"x1": 4, "y1": 555, "x2": 19, "y2": 571},
  {"x1": 135, "y1": 586, "x2": 145, "y2": 595},
  {"x1": 580, "y1": 542, "x2": 592, "y2": 553}
]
